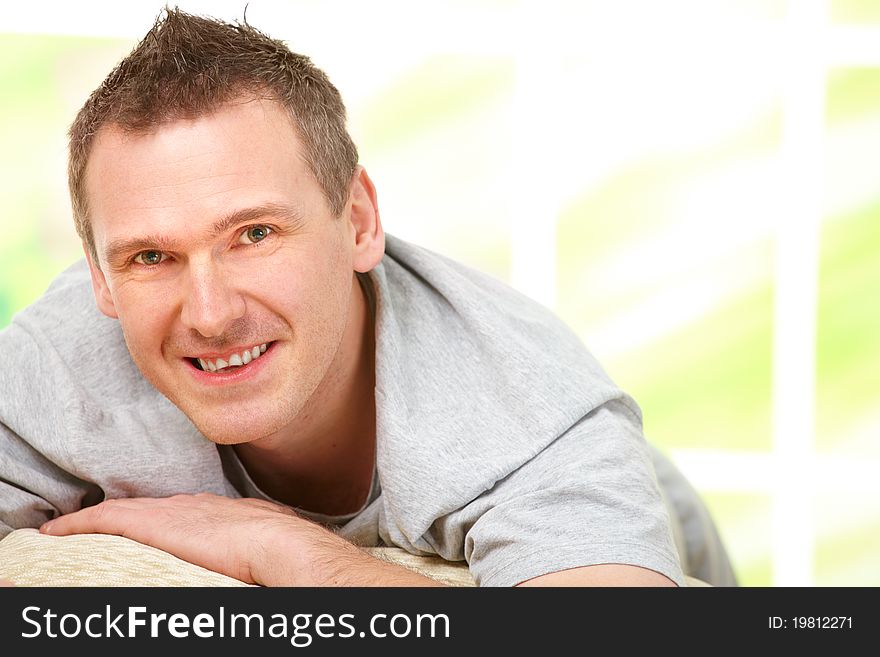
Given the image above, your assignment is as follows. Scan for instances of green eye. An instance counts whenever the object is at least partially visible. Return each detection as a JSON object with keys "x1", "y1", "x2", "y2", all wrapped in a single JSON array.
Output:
[
  {"x1": 240, "y1": 225, "x2": 271, "y2": 244},
  {"x1": 134, "y1": 250, "x2": 166, "y2": 266}
]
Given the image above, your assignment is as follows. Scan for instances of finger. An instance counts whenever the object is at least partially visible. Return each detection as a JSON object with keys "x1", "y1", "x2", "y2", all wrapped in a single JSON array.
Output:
[
  {"x1": 0, "y1": 579, "x2": 15, "y2": 587},
  {"x1": 40, "y1": 499, "x2": 154, "y2": 537}
]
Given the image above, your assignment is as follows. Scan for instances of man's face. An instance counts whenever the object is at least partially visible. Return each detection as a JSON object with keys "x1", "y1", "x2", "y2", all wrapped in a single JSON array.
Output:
[{"x1": 84, "y1": 98, "x2": 369, "y2": 445}]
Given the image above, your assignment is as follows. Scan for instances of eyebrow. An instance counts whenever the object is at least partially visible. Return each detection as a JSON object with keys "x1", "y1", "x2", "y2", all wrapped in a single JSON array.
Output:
[
  {"x1": 103, "y1": 203, "x2": 307, "y2": 269},
  {"x1": 210, "y1": 203, "x2": 306, "y2": 236}
]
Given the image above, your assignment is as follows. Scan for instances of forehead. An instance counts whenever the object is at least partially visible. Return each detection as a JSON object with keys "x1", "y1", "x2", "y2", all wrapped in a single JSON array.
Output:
[{"x1": 84, "y1": 98, "x2": 321, "y2": 244}]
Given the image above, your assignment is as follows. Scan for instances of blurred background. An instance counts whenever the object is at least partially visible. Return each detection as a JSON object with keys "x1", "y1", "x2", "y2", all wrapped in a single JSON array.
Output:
[{"x1": 1, "y1": 0, "x2": 877, "y2": 586}]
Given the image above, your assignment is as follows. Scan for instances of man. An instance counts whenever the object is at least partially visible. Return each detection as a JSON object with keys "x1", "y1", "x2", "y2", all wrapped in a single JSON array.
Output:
[{"x1": 0, "y1": 9, "x2": 735, "y2": 586}]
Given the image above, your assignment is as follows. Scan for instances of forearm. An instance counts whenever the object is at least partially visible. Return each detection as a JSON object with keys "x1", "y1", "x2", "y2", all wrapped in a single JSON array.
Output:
[
  {"x1": 39, "y1": 494, "x2": 449, "y2": 587},
  {"x1": 254, "y1": 522, "x2": 447, "y2": 587}
]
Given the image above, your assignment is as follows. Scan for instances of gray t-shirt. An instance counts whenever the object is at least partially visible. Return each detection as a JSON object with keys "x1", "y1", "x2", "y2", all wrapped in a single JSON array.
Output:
[{"x1": 0, "y1": 234, "x2": 689, "y2": 586}]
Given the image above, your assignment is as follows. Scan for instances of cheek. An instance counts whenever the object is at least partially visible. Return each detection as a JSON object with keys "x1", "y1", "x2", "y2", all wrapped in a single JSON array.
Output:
[
  {"x1": 111, "y1": 285, "x2": 176, "y2": 358},
  {"x1": 259, "y1": 245, "x2": 352, "y2": 347},
  {"x1": 255, "y1": 241, "x2": 352, "y2": 312}
]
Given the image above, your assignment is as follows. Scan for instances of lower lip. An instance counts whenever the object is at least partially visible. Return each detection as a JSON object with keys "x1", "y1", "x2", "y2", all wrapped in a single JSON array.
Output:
[{"x1": 185, "y1": 343, "x2": 276, "y2": 386}]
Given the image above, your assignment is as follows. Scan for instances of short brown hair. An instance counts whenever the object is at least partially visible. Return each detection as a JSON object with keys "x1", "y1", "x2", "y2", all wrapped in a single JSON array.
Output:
[{"x1": 69, "y1": 7, "x2": 359, "y2": 263}]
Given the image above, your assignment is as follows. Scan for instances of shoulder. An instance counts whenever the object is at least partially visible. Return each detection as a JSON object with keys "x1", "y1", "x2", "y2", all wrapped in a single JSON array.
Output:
[
  {"x1": 377, "y1": 234, "x2": 629, "y2": 414},
  {"x1": 3, "y1": 259, "x2": 118, "y2": 354},
  {"x1": 370, "y1": 236, "x2": 644, "y2": 543},
  {"x1": 0, "y1": 259, "x2": 160, "y2": 419}
]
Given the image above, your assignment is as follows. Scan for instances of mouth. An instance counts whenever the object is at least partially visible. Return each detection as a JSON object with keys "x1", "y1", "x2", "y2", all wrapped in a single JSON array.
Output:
[{"x1": 189, "y1": 341, "x2": 274, "y2": 373}]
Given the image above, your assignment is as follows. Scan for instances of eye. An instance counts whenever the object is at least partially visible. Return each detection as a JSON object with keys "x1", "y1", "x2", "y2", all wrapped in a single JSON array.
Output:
[
  {"x1": 239, "y1": 225, "x2": 272, "y2": 245},
  {"x1": 133, "y1": 250, "x2": 167, "y2": 266}
]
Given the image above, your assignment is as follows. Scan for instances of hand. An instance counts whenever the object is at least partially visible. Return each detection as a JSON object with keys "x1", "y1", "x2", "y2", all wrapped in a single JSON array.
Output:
[
  {"x1": 40, "y1": 494, "x2": 444, "y2": 586},
  {"x1": 40, "y1": 493, "x2": 312, "y2": 585}
]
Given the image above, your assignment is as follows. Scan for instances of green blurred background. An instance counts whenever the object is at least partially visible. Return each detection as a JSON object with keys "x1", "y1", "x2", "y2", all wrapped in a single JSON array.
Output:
[{"x1": 1, "y1": 0, "x2": 877, "y2": 585}]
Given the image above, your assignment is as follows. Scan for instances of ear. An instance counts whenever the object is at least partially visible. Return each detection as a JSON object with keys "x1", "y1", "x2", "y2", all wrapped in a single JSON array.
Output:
[
  {"x1": 84, "y1": 247, "x2": 119, "y2": 319},
  {"x1": 347, "y1": 166, "x2": 385, "y2": 273}
]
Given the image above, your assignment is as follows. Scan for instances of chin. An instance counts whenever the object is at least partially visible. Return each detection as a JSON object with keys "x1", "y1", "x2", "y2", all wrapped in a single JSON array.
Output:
[
  {"x1": 191, "y1": 414, "x2": 284, "y2": 446},
  {"x1": 153, "y1": 377, "x2": 296, "y2": 445}
]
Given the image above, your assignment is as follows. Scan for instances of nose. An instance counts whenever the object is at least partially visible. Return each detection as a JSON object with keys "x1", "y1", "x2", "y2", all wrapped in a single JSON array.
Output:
[{"x1": 179, "y1": 259, "x2": 246, "y2": 338}]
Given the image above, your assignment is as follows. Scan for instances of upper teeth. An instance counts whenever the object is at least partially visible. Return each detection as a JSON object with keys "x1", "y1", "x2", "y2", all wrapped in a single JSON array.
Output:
[{"x1": 198, "y1": 343, "x2": 268, "y2": 372}]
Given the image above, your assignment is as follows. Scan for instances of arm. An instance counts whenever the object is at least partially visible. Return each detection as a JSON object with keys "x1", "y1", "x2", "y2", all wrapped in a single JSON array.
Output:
[
  {"x1": 517, "y1": 564, "x2": 677, "y2": 587},
  {"x1": 40, "y1": 494, "x2": 678, "y2": 587},
  {"x1": 435, "y1": 399, "x2": 686, "y2": 587},
  {"x1": 0, "y1": 320, "x2": 103, "y2": 539},
  {"x1": 0, "y1": 420, "x2": 96, "y2": 539},
  {"x1": 41, "y1": 494, "x2": 445, "y2": 587}
]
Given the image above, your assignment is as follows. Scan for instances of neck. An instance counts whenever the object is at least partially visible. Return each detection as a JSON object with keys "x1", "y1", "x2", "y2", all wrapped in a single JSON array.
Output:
[{"x1": 233, "y1": 273, "x2": 376, "y2": 516}]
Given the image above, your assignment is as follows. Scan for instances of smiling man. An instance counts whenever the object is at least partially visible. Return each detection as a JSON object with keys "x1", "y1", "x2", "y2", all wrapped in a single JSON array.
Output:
[
  {"x1": 0, "y1": 9, "x2": 736, "y2": 587},
  {"x1": 83, "y1": 98, "x2": 381, "y2": 521}
]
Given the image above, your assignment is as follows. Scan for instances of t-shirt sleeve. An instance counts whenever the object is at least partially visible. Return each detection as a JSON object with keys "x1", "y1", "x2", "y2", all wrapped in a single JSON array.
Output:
[
  {"x1": 0, "y1": 422, "x2": 67, "y2": 538},
  {"x1": 429, "y1": 399, "x2": 685, "y2": 587},
  {"x1": 0, "y1": 322, "x2": 102, "y2": 539}
]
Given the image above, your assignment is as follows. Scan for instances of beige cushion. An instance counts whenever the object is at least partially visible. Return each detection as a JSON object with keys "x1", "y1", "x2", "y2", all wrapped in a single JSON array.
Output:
[
  {"x1": 0, "y1": 528, "x2": 706, "y2": 586},
  {"x1": 364, "y1": 546, "x2": 475, "y2": 586},
  {"x1": 0, "y1": 528, "x2": 474, "y2": 587},
  {"x1": 0, "y1": 529, "x2": 251, "y2": 587}
]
